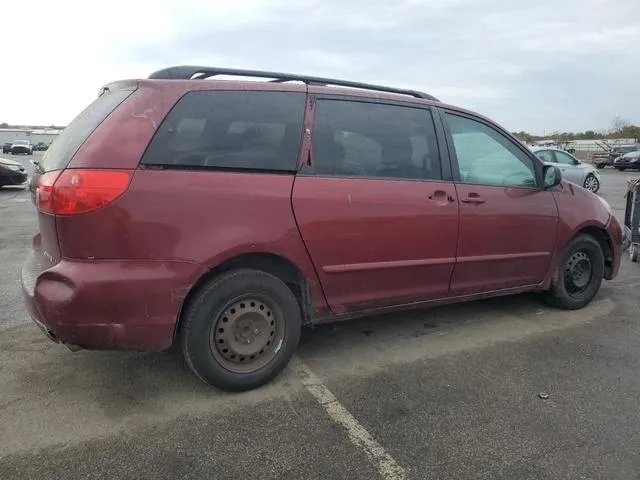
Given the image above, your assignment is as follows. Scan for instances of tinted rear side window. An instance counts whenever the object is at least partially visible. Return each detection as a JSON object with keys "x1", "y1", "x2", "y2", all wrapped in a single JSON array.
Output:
[
  {"x1": 308, "y1": 100, "x2": 441, "y2": 181},
  {"x1": 141, "y1": 91, "x2": 306, "y2": 172},
  {"x1": 41, "y1": 89, "x2": 134, "y2": 172}
]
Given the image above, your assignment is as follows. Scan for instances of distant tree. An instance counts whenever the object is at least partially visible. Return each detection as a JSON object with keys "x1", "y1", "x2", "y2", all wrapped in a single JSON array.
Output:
[
  {"x1": 618, "y1": 125, "x2": 640, "y2": 141},
  {"x1": 0, "y1": 122, "x2": 8, "y2": 128},
  {"x1": 611, "y1": 116, "x2": 632, "y2": 138}
]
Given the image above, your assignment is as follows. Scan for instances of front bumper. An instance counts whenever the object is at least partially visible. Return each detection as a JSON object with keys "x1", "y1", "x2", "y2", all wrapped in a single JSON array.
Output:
[
  {"x1": 22, "y1": 247, "x2": 204, "y2": 351},
  {"x1": 605, "y1": 215, "x2": 623, "y2": 280},
  {"x1": 614, "y1": 161, "x2": 640, "y2": 169},
  {"x1": 0, "y1": 168, "x2": 28, "y2": 185},
  {"x1": 11, "y1": 147, "x2": 31, "y2": 154}
]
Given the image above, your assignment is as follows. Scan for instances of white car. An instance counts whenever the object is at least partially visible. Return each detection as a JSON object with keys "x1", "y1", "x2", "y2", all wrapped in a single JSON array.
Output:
[
  {"x1": 10, "y1": 140, "x2": 33, "y2": 155},
  {"x1": 530, "y1": 147, "x2": 600, "y2": 193}
]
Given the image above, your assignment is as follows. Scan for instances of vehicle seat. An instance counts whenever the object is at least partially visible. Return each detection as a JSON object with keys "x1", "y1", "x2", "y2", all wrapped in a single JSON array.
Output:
[
  {"x1": 377, "y1": 142, "x2": 422, "y2": 179},
  {"x1": 313, "y1": 133, "x2": 348, "y2": 175}
]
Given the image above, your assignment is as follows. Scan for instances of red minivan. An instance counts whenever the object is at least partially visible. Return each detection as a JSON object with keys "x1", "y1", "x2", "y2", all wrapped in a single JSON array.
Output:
[{"x1": 22, "y1": 66, "x2": 622, "y2": 391}]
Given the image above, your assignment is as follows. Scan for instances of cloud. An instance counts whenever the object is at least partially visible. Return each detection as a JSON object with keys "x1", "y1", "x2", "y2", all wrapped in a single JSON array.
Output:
[{"x1": 1, "y1": 0, "x2": 639, "y2": 133}]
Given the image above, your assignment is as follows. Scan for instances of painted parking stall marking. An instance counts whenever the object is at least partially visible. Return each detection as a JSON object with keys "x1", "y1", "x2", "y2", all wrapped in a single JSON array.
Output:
[{"x1": 295, "y1": 358, "x2": 406, "y2": 480}]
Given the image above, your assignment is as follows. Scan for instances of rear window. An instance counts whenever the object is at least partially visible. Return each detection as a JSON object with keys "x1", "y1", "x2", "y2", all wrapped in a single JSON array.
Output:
[
  {"x1": 141, "y1": 91, "x2": 306, "y2": 172},
  {"x1": 40, "y1": 89, "x2": 134, "y2": 172}
]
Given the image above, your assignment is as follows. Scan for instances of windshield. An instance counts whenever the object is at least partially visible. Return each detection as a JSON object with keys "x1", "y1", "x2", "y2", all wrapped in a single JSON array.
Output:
[{"x1": 13, "y1": 140, "x2": 29, "y2": 145}]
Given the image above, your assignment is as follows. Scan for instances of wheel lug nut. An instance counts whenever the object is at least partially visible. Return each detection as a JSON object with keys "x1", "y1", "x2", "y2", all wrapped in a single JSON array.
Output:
[{"x1": 254, "y1": 329, "x2": 260, "y2": 335}]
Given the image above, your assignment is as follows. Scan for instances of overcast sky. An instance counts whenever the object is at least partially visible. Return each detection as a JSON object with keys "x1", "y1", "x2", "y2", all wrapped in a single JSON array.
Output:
[{"x1": 1, "y1": 0, "x2": 638, "y2": 134}]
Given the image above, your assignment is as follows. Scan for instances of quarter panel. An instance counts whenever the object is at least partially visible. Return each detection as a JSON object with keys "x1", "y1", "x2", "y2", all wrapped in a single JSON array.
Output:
[{"x1": 55, "y1": 169, "x2": 329, "y2": 312}]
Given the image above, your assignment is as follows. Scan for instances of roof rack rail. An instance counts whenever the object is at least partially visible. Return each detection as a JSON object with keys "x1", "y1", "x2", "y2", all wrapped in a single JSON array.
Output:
[{"x1": 148, "y1": 66, "x2": 439, "y2": 101}]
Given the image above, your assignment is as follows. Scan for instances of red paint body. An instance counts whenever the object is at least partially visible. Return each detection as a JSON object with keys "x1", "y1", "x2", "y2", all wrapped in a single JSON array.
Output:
[{"x1": 22, "y1": 79, "x2": 622, "y2": 350}]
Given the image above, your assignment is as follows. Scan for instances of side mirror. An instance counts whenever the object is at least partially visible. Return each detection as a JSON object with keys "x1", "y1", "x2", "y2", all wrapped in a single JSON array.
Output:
[{"x1": 543, "y1": 164, "x2": 562, "y2": 189}]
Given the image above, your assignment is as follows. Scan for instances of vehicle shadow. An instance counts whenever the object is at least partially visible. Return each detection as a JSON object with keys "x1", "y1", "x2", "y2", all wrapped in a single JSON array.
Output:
[
  {"x1": 75, "y1": 293, "x2": 549, "y2": 406},
  {"x1": 5, "y1": 288, "x2": 616, "y2": 434}
]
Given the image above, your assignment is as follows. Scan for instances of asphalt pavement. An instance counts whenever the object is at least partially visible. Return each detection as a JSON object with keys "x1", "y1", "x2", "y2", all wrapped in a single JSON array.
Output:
[{"x1": 1, "y1": 158, "x2": 640, "y2": 479}]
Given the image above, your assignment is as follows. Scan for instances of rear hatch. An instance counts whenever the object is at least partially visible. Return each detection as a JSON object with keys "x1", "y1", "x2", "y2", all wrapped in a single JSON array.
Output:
[{"x1": 29, "y1": 86, "x2": 136, "y2": 270}]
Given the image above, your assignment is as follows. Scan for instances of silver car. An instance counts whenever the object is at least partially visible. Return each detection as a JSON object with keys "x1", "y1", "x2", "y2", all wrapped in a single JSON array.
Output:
[{"x1": 531, "y1": 147, "x2": 600, "y2": 193}]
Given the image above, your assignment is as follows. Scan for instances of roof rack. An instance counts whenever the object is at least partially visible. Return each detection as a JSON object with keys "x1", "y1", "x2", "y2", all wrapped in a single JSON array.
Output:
[{"x1": 148, "y1": 66, "x2": 439, "y2": 102}]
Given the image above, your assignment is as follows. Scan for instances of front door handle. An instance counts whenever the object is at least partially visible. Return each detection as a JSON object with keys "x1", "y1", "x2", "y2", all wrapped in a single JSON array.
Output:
[{"x1": 461, "y1": 194, "x2": 485, "y2": 204}]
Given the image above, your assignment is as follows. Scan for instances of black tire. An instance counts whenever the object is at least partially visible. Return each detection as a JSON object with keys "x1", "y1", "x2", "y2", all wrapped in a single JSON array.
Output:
[
  {"x1": 181, "y1": 269, "x2": 302, "y2": 392},
  {"x1": 544, "y1": 234, "x2": 604, "y2": 310},
  {"x1": 619, "y1": 167, "x2": 626, "y2": 171},
  {"x1": 595, "y1": 162, "x2": 605, "y2": 169}
]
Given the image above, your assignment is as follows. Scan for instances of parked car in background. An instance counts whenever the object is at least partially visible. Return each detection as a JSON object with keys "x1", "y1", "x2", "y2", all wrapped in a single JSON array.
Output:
[
  {"x1": 614, "y1": 150, "x2": 640, "y2": 171},
  {"x1": 531, "y1": 147, "x2": 601, "y2": 193},
  {"x1": 33, "y1": 142, "x2": 49, "y2": 151},
  {"x1": 22, "y1": 66, "x2": 622, "y2": 391},
  {"x1": 593, "y1": 144, "x2": 639, "y2": 169},
  {"x1": 2, "y1": 142, "x2": 12, "y2": 154},
  {"x1": 0, "y1": 157, "x2": 28, "y2": 188},
  {"x1": 10, "y1": 140, "x2": 33, "y2": 155}
]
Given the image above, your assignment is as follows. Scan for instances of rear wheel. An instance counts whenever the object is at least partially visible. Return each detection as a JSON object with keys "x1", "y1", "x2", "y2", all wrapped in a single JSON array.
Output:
[
  {"x1": 544, "y1": 234, "x2": 604, "y2": 310},
  {"x1": 583, "y1": 174, "x2": 600, "y2": 193},
  {"x1": 181, "y1": 269, "x2": 302, "y2": 391}
]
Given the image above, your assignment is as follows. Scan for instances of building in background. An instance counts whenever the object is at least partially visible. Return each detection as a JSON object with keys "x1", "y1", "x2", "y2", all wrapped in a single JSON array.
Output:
[{"x1": 0, "y1": 128, "x2": 62, "y2": 146}]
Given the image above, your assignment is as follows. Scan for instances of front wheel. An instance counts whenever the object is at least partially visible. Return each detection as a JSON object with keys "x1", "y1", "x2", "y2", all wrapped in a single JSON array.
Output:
[
  {"x1": 583, "y1": 174, "x2": 600, "y2": 193},
  {"x1": 181, "y1": 269, "x2": 302, "y2": 392},
  {"x1": 543, "y1": 234, "x2": 604, "y2": 310}
]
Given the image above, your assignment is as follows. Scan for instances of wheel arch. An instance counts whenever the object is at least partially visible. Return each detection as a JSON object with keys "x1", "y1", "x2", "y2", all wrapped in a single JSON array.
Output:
[
  {"x1": 583, "y1": 172, "x2": 600, "y2": 190},
  {"x1": 571, "y1": 225, "x2": 614, "y2": 278},
  {"x1": 173, "y1": 252, "x2": 316, "y2": 345},
  {"x1": 543, "y1": 221, "x2": 614, "y2": 289}
]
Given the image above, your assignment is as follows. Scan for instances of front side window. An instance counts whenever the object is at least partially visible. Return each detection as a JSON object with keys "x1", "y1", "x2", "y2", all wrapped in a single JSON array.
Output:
[
  {"x1": 309, "y1": 100, "x2": 441, "y2": 181},
  {"x1": 142, "y1": 91, "x2": 306, "y2": 172},
  {"x1": 554, "y1": 151, "x2": 577, "y2": 166},
  {"x1": 535, "y1": 150, "x2": 555, "y2": 163},
  {"x1": 445, "y1": 113, "x2": 536, "y2": 188}
]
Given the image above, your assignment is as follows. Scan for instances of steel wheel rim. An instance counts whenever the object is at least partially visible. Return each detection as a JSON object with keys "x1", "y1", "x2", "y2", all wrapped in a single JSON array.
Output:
[
  {"x1": 210, "y1": 295, "x2": 285, "y2": 374},
  {"x1": 584, "y1": 176, "x2": 598, "y2": 192},
  {"x1": 564, "y1": 250, "x2": 593, "y2": 294}
]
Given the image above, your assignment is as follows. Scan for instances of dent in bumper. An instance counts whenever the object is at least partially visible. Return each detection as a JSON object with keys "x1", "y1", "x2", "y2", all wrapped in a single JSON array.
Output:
[{"x1": 22, "y1": 253, "x2": 204, "y2": 351}]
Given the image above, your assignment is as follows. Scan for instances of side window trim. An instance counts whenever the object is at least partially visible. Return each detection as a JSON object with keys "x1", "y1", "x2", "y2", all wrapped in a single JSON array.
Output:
[
  {"x1": 432, "y1": 107, "x2": 455, "y2": 183},
  {"x1": 440, "y1": 108, "x2": 543, "y2": 188},
  {"x1": 296, "y1": 92, "x2": 315, "y2": 171},
  {"x1": 300, "y1": 95, "x2": 450, "y2": 182}
]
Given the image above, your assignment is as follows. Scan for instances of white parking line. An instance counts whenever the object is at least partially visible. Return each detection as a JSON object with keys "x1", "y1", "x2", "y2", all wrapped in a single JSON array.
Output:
[{"x1": 295, "y1": 358, "x2": 406, "y2": 480}]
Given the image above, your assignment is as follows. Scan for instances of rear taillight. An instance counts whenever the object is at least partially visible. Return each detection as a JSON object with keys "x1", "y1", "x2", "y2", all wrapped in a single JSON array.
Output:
[
  {"x1": 35, "y1": 170, "x2": 62, "y2": 214},
  {"x1": 36, "y1": 169, "x2": 132, "y2": 215}
]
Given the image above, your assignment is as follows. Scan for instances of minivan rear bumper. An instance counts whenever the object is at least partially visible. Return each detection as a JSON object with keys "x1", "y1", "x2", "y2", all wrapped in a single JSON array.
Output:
[{"x1": 22, "y1": 250, "x2": 204, "y2": 351}]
